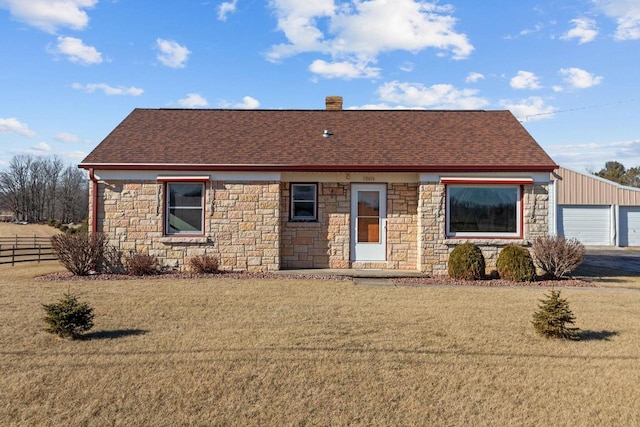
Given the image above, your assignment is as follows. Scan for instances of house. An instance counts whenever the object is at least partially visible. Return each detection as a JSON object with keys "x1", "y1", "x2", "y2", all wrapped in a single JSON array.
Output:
[
  {"x1": 551, "y1": 166, "x2": 640, "y2": 246},
  {"x1": 79, "y1": 96, "x2": 558, "y2": 274}
]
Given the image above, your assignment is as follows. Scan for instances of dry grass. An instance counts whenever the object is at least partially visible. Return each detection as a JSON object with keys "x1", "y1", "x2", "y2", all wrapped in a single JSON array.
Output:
[
  {"x1": 574, "y1": 263, "x2": 640, "y2": 289},
  {"x1": 1, "y1": 262, "x2": 639, "y2": 426},
  {"x1": 0, "y1": 222, "x2": 60, "y2": 238}
]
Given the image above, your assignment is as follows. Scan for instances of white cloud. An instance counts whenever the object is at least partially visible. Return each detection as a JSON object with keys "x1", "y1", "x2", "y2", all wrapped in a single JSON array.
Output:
[
  {"x1": 218, "y1": 0, "x2": 238, "y2": 21},
  {"x1": 31, "y1": 142, "x2": 51, "y2": 152},
  {"x1": 550, "y1": 139, "x2": 640, "y2": 171},
  {"x1": 0, "y1": 117, "x2": 36, "y2": 137},
  {"x1": 309, "y1": 59, "x2": 380, "y2": 79},
  {"x1": 399, "y1": 62, "x2": 414, "y2": 72},
  {"x1": 510, "y1": 70, "x2": 542, "y2": 90},
  {"x1": 156, "y1": 38, "x2": 191, "y2": 68},
  {"x1": 500, "y1": 97, "x2": 555, "y2": 122},
  {"x1": 561, "y1": 18, "x2": 598, "y2": 43},
  {"x1": 465, "y1": 72, "x2": 485, "y2": 83},
  {"x1": 593, "y1": 0, "x2": 640, "y2": 40},
  {"x1": 377, "y1": 81, "x2": 489, "y2": 109},
  {"x1": 52, "y1": 36, "x2": 102, "y2": 65},
  {"x1": 0, "y1": 0, "x2": 97, "y2": 33},
  {"x1": 72, "y1": 83, "x2": 144, "y2": 96},
  {"x1": 234, "y1": 96, "x2": 260, "y2": 109},
  {"x1": 55, "y1": 132, "x2": 79, "y2": 143},
  {"x1": 559, "y1": 67, "x2": 603, "y2": 89},
  {"x1": 217, "y1": 96, "x2": 261, "y2": 109},
  {"x1": 267, "y1": 0, "x2": 473, "y2": 80},
  {"x1": 178, "y1": 93, "x2": 208, "y2": 108}
]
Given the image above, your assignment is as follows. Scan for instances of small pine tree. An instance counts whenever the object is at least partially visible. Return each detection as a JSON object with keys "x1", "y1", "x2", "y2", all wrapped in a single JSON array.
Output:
[
  {"x1": 42, "y1": 292, "x2": 95, "y2": 339},
  {"x1": 532, "y1": 289, "x2": 580, "y2": 340}
]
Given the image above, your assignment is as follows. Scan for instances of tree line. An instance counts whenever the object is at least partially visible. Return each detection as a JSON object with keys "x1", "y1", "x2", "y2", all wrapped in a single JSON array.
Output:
[
  {"x1": 0, "y1": 155, "x2": 88, "y2": 223},
  {"x1": 590, "y1": 161, "x2": 640, "y2": 187}
]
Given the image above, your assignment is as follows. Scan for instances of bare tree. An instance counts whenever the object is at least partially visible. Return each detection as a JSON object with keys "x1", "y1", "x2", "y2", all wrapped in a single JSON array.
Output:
[{"x1": 0, "y1": 155, "x2": 87, "y2": 223}]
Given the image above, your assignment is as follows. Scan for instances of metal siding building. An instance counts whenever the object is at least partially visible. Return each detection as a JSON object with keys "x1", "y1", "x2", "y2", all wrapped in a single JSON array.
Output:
[{"x1": 552, "y1": 167, "x2": 640, "y2": 246}]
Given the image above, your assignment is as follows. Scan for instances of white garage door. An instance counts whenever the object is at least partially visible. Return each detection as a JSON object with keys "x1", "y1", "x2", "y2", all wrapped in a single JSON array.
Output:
[
  {"x1": 558, "y1": 205, "x2": 612, "y2": 246},
  {"x1": 619, "y1": 207, "x2": 640, "y2": 246}
]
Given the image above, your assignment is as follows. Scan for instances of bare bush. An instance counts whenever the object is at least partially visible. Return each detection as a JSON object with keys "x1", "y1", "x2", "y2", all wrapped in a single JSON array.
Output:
[
  {"x1": 188, "y1": 255, "x2": 219, "y2": 274},
  {"x1": 532, "y1": 236, "x2": 585, "y2": 279},
  {"x1": 51, "y1": 233, "x2": 107, "y2": 276},
  {"x1": 126, "y1": 253, "x2": 159, "y2": 276},
  {"x1": 101, "y1": 245, "x2": 125, "y2": 274}
]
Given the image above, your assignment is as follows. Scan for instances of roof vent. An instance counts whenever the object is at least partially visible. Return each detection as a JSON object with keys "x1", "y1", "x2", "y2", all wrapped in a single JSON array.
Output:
[
  {"x1": 323, "y1": 129, "x2": 333, "y2": 138},
  {"x1": 325, "y1": 96, "x2": 343, "y2": 111}
]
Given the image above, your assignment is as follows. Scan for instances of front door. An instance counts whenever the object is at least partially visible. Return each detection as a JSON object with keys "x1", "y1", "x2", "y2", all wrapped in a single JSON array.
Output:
[{"x1": 351, "y1": 184, "x2": 387, "y2": 262}]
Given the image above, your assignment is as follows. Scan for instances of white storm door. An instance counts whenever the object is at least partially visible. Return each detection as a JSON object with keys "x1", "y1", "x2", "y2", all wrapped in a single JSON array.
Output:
[{"x1": 351, "y1": 184, "x2": 387, "y2": 261}]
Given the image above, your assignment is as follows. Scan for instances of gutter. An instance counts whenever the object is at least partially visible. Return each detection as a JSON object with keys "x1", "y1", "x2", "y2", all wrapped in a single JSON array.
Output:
[
  {"x1": 79, "y1": 163, "x2": 559, "y2": 173},
  {"x1": 88, "y1": 168, "x2": 98, "y2": 234}
]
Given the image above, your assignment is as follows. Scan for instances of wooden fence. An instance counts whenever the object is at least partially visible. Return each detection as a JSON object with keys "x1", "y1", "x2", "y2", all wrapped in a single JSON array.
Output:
[{"x1": 0, "y1": 236, "x2": 57, "y2": 266}]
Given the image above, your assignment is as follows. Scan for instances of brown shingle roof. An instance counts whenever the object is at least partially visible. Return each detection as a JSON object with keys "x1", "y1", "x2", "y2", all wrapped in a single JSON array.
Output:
[{"x1": 80, "y1": 108, "x2": 557, "y2": 172}]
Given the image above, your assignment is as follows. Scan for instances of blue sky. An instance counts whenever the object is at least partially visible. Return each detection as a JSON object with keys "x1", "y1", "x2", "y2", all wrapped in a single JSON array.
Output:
[{"x1": 0, "y1": 0, "x2": 639, "y2": 173}]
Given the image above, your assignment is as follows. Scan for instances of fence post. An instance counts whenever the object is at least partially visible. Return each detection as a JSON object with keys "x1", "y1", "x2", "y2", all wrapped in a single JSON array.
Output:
[
  {"x1": 12, "y1": 247, "x2": 15, "y2": 266},
  {"x1": 38, "y1": 246, "x2": 41, "y2": 263}
]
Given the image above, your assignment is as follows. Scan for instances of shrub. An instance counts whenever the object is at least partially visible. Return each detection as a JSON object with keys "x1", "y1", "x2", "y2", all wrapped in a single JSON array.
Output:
[
  {"x1": 532, "y1": 236, "x2": 585, "y2": 279},
  {"x1": 101, "y1": 245, "x2": 126, "y2": 274},
  {"x1": 51, "y1": 233, "x2": 107, "y2": 276},
  {"x1": 42, "y1": 292, "x2": 95, "y2": 339},
  {"x1": 126, "y1": 253, "x2": 159, "y2": 276},
  {"x1": 532, "y1": 289, "x2": 580, "y2": 340},
  {"x1": 496, "y1": 245, "x2": 536, "y2": 282},
  {"x1": 188, "y1": 255, "x2": 219, "y2": 274},
  {"x1": 448, "y1": 243, "x2": 485, "y2": 280}
]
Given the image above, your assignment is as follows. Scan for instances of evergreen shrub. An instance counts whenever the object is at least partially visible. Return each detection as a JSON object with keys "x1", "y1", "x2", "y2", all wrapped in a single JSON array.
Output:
[
  {"x1": 42, "y1": 292, "x2": 95, "y2": 339},
  {"x1": 496, "y1": 245, "x2": 536, "y2": 282},
  {"x1": 532, "y1": 289, "x2": 580, "y2": 340},
  {"x1": 448, "y1": 243, "x2": 485, "y2": 280}
]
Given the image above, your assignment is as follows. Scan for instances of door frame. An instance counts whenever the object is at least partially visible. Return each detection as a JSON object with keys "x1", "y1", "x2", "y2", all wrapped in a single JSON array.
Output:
[{"x1": 350, "y1": 183, "x2": 387, "y2": 262}]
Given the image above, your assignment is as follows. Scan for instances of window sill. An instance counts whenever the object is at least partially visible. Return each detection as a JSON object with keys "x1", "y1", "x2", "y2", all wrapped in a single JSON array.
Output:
[
  {"x1": 287, "y1": 220, "x2": 321, "y2": 227},
  {"x1": 444, "y1": 238, "x2": 529, "y2": 246},
  {"x1": 159, "y1": 236, "x2": 209, "y2": 244}
]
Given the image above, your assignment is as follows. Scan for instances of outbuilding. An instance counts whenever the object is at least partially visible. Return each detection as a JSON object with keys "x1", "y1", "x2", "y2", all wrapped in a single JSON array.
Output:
[{"x1": 551, "y1": 166, "x2": 640, "y2": 246}]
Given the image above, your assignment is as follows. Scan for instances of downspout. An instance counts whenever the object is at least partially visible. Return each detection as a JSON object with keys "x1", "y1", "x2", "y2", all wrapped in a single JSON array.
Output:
[{"x1": 88, "y1": 168, "x2": 98, "y2": 234}]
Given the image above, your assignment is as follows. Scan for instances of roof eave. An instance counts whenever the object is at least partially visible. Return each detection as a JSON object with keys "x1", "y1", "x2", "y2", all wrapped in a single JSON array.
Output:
[{"x1": 79, "y1": 163, "x2": 558, "y2": 173}]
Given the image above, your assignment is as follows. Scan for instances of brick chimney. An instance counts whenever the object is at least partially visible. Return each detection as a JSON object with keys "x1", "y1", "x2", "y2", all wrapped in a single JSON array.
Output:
[{"x1": 325, "y1": 96, "x2": 343, "y2": 111}]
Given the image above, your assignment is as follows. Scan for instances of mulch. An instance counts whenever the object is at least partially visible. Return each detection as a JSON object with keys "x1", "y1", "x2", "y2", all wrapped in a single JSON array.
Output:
[{"x1": 36, "y1": 270, "x2": 597, "y2": 288}]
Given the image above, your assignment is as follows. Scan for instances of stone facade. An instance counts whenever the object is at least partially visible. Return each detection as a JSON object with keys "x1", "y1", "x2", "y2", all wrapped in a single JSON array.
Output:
[
  {"x1": 92, "y1": 177, "x2": 549, "y2": 275},
  {"x1": 96, "y1": 180, "x2": 279, "y2": 272},
  {"x1": 418, "y1": 183, "x2": 549, "y2": 275}
]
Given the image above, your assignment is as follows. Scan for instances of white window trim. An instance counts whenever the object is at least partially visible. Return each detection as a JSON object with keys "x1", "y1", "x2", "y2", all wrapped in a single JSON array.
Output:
[
  {"x1": 165, "y1": 182, "x2": 205, "y2": 235},
  {"x1": 290, "y1": 183, "x2": 318, "y2": 221},
  {"x1": 446, "y1": 184, "x2": 522, "y2": 238}
]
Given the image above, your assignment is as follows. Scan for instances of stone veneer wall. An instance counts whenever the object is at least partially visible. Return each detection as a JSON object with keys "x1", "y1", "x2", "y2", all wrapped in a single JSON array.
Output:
[
  {"x1": 385, "y1": 183, "x2": 419, "y2": 269},
  {"x1": 418, "y1": 183, "x2": 550, "y2": 275},
  {"x1": 280, "y1": 182, "x2": 351, "y2": 269},
  {"x1": 97, "y1": 180, "x2": 280, "y2": 271},
  {"x1": 280, "y1": 182, "x2": 418, "y2": 270}
]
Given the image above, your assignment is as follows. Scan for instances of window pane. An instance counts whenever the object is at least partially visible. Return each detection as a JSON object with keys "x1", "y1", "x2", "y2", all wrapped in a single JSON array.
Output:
[
  {"x1": 167, "y1": 183, "x2": 203, "y2": 234},
  {"x1": 449, "y1": 187, "x2": 518, "y2": 233},
  {"x1": 358, "y1": 217, "x2": 380, "y2": 242},
  {"x1": 292, "y1": 185, "x2": 315, "y2": 201},
  {"x1": 291, "y1": 184, "x2": 317, "y2": 220},
  {"x1": 169, "y1": 208, "x2": 202, "y2": 233},
  {"x1": 293, "y1": 202, "x2": 315, "y2": 218},
  {"x1": 358, "y1": 191, "x2": 379, "y2": 216},
  {"x1": 169, "y1": 183, "x2": 203, "y2": 208}
]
